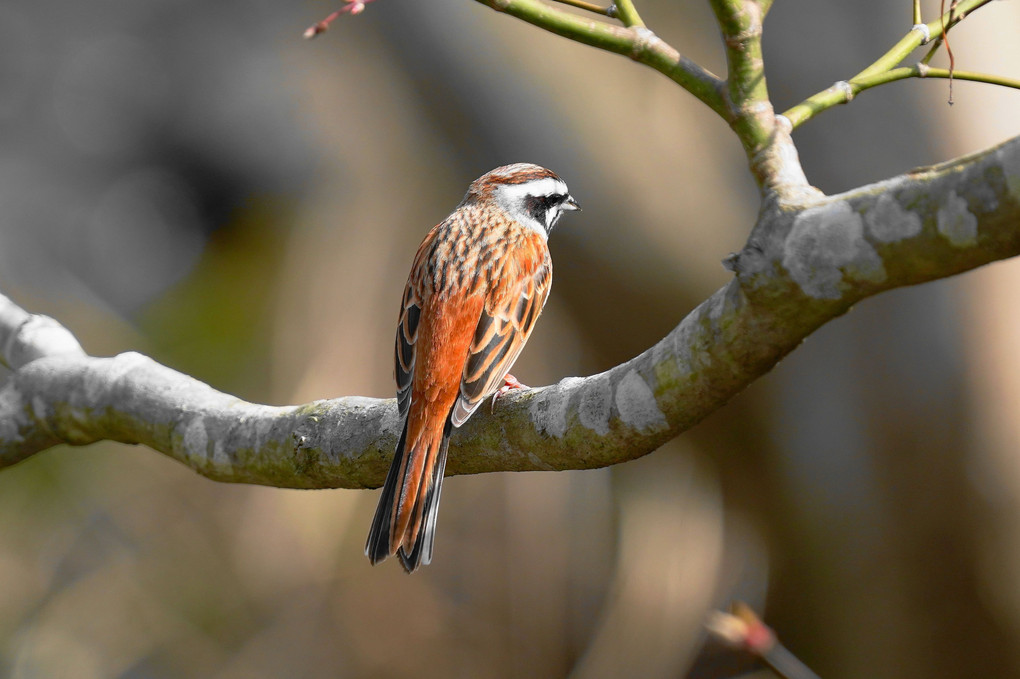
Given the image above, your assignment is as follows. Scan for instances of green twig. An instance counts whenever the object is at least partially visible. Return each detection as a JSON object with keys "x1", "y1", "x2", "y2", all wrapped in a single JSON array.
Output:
[
  {"x1": 708, "y1": 0, "x2": 775, "y2": 156},
  {"x1": 780, "y1": 65, "x2": 1020, "y2": 128},
  {"x1": 612, "y1": 0, "x2": 644, "y2": 27},
  {"x1": 921, "y1": 36, "x2": 944, "y2": 66},
  {"x1": 706, "y1": 0, "x2": 813, "y2": 196},
  {"x1": 783, "y1": 0, "x2": 997, "y2": 127},
  {"x1": 853, "y1": 0, "x2": 990, "y2": 81},
  {"x1": 550, "y1": 0, "x2": 614, "y2": 17},
  {"x1": 709, "y1": 0, "x2": 769, "y2": 105},
  {"x1": 912, "y1": 0, "x2": 922, "y2": 26},
  {"x1": 476, "y1": 0, "x2": 726, "y2": 117},
  {"x1": 857, "y1": 65, "x2": 1020, "y2": 91}
]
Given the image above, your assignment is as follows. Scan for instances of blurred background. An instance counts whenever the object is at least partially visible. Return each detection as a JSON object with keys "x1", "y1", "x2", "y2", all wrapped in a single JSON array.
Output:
[{"x1": 0, "y1": 0, "x2": 1018, "y2": 677}]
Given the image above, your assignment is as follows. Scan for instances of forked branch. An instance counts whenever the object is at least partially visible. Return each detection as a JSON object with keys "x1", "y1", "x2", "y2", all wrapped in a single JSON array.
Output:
[{"x1": 783, "y1": 0, "x2": 1001, "y2": 127}]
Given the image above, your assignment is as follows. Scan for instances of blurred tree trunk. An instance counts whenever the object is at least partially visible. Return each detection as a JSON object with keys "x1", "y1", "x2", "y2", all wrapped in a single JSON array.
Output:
[{"x1": 747, "y1": 3, "x2": 1020, "y2": 677}]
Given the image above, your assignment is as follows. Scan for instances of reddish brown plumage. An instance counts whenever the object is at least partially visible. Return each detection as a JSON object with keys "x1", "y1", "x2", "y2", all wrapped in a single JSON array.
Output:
[{"x1": 365, "y1": 163, "x2": 578, "y2": 572}]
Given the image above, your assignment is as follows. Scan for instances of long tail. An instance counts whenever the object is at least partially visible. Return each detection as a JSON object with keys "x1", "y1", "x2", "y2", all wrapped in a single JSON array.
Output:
[{"x1": 365, "y1": 415, "x2": 453, "y2": 573}]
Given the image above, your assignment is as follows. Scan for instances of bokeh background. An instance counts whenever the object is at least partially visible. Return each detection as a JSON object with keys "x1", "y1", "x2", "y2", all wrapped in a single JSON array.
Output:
[{"x1": 0, "y1": 0, "x2": 1019, "y2": 677}]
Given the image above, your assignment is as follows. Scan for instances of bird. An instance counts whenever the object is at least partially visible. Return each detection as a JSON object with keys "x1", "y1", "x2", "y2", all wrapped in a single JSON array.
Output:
[{"x1": 365, "y1": 163, "x2": 580, "y2": 572}]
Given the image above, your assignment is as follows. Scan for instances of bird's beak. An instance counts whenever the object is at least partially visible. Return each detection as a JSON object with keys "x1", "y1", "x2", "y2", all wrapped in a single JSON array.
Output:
[{"x1": 564, "y1": 196, "x2": 581, "y2": 212}]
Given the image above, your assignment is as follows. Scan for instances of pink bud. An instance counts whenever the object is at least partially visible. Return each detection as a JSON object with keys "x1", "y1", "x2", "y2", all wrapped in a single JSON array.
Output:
[{"x1": 303, "y1": 23, "x2": 326, "y2": 39}]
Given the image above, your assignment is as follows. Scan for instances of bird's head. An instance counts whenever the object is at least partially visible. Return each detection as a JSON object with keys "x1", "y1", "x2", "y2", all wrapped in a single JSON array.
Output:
[{"x1": 466, "y1": 163, "x2": 580, "y2": 238}]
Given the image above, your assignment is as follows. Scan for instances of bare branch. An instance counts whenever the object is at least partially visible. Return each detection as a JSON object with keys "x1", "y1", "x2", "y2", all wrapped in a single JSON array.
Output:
[
  {"x1": 706, "y1": 603, "x2": 823, "y2": 679},
  {"x1": 783, "y1": 0, "x2": 998, "y2": 128},
  {"x1": 550, "y1": 0, "x2": 614, "y2": 17},
  {"x1": 611, "y1": 0, "x2": 644, "y2": 28},
  {"x1": 0, "y1": 295, "x2": 85, "y2": 369},
  {"x1": 303, "y1": 0, "x2": 377, "y2": 39},
  {"x1": 3, "y1": 135, "x2": 1018, "y2": 489},
  {"x1": 473, "y1": 0, "x2": 727, "y2": 118},
  {"x1": 708, "y1": 0, "x2": 805, "y2": 196},
  {"x1": 856, "y1": 64, "x2": 1020, "y2": 93},
  {"x1": 709, "y1": 0, "x2": 770, "y2": 113},
  {"x1": 781, "y1": 60, "x2": 1020, "y2": 133}
]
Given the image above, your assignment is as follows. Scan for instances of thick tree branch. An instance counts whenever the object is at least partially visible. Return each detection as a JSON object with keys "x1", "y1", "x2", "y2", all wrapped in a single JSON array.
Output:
[{"x1": 3, "y1": 135, "x2": 1018, "y2": 489}]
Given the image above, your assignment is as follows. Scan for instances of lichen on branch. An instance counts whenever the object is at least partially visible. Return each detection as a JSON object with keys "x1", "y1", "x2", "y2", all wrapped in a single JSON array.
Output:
[{"x1": 2, "y1": 135, "x2": 1018, "y2": 489}]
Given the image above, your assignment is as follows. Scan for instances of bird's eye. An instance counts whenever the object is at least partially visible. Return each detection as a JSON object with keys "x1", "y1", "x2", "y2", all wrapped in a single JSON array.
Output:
[{"x1": 522, "y1": 193, "x2": 568, "y2": 230}]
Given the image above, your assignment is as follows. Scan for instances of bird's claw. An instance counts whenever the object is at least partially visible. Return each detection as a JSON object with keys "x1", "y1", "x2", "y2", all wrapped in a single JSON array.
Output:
[{"x1": 490, "y1": 374, "x2": 528, "y2": 413}]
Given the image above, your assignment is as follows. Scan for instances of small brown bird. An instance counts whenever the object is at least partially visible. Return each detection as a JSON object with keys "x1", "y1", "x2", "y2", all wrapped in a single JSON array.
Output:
[{"x1": 365, "y1": 163, "x2": 580, "y2": 572}]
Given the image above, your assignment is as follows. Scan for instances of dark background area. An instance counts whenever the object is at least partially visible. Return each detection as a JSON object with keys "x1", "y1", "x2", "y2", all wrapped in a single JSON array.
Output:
[{"x1": 1, "y1": 1, "x2": 1019, "y2": 677}]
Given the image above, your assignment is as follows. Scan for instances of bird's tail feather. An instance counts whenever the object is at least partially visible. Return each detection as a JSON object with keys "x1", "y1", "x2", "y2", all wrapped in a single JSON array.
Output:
[
  {"x1": 398, "y1": 419, "x2": 452, "y2": 571},
  {"x1": 365, "y1": 419, "x2": 408, "y2": 566},
  {"x1": 365, "y1": 416, "x2": 452, "y2": 573}
]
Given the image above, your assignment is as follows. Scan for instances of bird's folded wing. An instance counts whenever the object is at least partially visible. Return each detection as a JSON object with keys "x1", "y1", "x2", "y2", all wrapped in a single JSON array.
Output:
[
  {"x1": 451, "y1": 260, "x2": 551, "y2": 427},
  {"x1": 394, "y1": 282, "x2": 419, "y2": 420}
]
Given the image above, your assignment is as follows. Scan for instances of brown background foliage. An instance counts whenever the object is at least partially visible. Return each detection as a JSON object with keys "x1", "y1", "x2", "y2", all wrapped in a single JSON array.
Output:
[{"x1": 1, "y1": 1, "x2": 1019, "y2": 677}]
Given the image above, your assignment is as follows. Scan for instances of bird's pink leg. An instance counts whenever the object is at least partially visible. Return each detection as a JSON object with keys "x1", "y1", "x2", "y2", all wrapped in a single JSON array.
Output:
[{"x1": 490, "y1": 374, "x2": 528, "y2": 413}]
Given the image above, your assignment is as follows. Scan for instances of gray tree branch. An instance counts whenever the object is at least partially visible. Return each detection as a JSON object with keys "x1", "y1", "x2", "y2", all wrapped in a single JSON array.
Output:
[{"x1": 2, "y1": 134, "x2": 1018, "y2": 489}]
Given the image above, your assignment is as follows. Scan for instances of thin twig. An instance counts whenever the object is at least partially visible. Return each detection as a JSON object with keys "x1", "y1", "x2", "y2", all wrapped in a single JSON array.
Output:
[
  {"x1": 780, "y1": 64, "x2": 1020, "y2": 127},
  {"x1": 921, "y1": 35, "x2": 944, "y2": 66},
  {"x1": 612, "y1": 0, "x2": 645, "y2": 27},
  {"x1": 303, "y1": 0, "x2": 378, "y2": 39},
  {"x1": 550, "y1": 0, "x2": 615, "y2": 17},
  {"x1": 706, "y1": 603, "x2": 823, "y2": 679},
  {"x1": 864, "y1": 64, "x2": 1020, "y2": 91},
  {"x1": 474, "y1": 0, "x2": 726, "y2": 118},
  {"x1": 940, "y1": 0, "x2": 958, "y2": 104},
  {"x1": 782, "y1": 0, "x2": 996, "y2": 127}
]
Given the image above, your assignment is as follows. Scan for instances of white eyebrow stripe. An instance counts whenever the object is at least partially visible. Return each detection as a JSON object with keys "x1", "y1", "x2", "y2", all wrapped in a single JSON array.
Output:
[{"x1": 498, "y1": 177, "x2": 568, "y2": 201}]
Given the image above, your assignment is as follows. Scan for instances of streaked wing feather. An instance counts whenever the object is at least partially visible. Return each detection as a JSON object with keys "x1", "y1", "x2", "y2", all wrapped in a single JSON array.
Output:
[
  {"x1": 395, "y1": 271, "x2": 422, "y2": 420},
  {"x1": 451, "y1": 260, "x2": 551, "y2": 426}
]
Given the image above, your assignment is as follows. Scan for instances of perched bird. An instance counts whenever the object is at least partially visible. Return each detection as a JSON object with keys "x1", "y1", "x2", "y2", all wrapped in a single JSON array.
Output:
[{"x1": 365, "y1": 163, "x2": 580, "y2": 572}]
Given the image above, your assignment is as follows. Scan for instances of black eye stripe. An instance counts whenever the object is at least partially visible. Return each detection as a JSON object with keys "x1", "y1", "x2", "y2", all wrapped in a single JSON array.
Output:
[
  {"x1": 520, "y1": 191, "x2": 570, "y2": 231},
  {"x1": 537, "y1": 193, "x2": 564, "y2": 206},
  {"x1": 525, "y1": 194, "x2": 563, "y2": 214}
]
